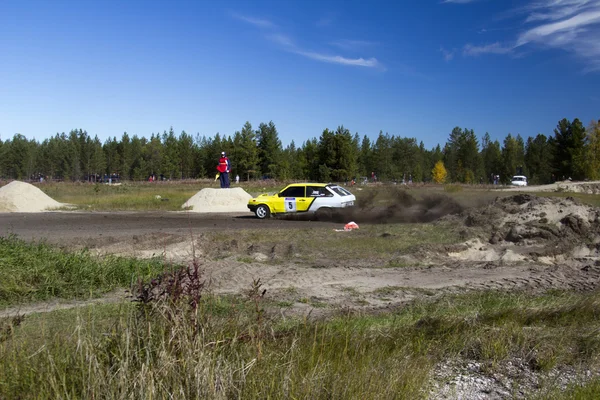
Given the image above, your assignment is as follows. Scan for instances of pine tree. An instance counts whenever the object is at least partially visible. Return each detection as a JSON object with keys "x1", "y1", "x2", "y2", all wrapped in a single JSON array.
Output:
[
  {"x1": 256, "y1": 121, "x2": 282, "y2": 178},
  {"x1": 481, "y1": 133, "x2": 502, "y2": 184},
  {"x1": 238, "y1": 121, "x2": 259, "y2": 180},
  {"x1": 525, "y1": 134, "x2": 553, "y2": 184},
  {"x1": 585, "y1": 120, "x2": 600, "y2": 180},
  {"x1": 552, "y1": 118, "x2": 586, "y2": 180},
  {"x1": 178, "y1": 130, "x2": 194, "y2": 179}
]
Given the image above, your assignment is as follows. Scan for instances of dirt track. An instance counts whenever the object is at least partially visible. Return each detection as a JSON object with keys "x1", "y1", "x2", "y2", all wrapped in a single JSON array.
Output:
[
  {"x1": 3, "y1": 193, "x2": 600, "y2": 319},
  {"x1": 0, "y1": 211, "x2": 337, "y2": 242}
]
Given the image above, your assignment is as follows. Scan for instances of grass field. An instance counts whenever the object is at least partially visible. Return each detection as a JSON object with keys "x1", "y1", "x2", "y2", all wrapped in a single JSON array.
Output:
[
  {"x1": 3, "y1": 178, "x2": 599, "y2": 211},
  {"x1": 1, "y1": 234, "x2": 600, "y2": 397},
  {"x1": 2, "y1": 274, "x2": 600, "y2": 398},
  {"x1": 32, "y1": 179, "x2": 285, "y2": 211},
  {"x1": 2, "y1": 181, "x2": 600, "y2": 397}
]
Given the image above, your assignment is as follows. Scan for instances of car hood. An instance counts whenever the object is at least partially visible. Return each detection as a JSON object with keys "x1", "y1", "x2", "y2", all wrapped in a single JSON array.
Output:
[{"x1": 249, "y1": 193, "x2": 277, "y2": 201}]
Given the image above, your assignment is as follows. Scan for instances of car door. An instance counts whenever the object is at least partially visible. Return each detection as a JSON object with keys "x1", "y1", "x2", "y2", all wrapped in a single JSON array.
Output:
[{"x1": 274, "y1": 186, "x2": 306, "y2": 213}]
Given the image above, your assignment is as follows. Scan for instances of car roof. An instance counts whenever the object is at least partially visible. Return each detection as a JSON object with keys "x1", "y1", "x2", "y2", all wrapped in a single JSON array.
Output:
[
  {"x1": 512, "y1": 175, "x2": 527, "y2": 179},
  {"x1": 284, "y1": 183, "x2": 329, "y2": 188}
]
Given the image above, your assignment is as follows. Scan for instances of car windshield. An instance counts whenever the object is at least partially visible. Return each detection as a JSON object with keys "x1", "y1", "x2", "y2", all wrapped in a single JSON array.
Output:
[
  {"x1": 328, "y1": 186, "x2": 352, "y2": 196},
  {"x1": 512, "y1": 176, "x2": 526, "y2": 182}
]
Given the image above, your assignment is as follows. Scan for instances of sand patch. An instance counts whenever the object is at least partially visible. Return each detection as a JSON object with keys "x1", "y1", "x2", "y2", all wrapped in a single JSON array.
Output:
[
  {"x1": 501, "y1": 180, "x2": 600, "y2": 194},
  {"x1": 182, "y1": 187, "x2": 252, "y2": 213},
  {"x1": 0, "y1": 181, "x2": 65, "y2": 212}
]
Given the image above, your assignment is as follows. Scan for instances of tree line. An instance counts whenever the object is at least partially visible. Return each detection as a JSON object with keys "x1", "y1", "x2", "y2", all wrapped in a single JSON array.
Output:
[{"x1": 0, "y1": 118, "x2": 598, "y2": 184}]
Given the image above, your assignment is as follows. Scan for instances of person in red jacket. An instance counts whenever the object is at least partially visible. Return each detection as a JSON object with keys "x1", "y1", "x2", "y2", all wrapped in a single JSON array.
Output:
[{"x1": 216, "y1": 151, "x2": 231, "y2": 188}]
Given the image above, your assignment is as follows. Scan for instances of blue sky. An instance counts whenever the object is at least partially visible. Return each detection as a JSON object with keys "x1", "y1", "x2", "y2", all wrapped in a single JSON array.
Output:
[{"x1": 1, "y1": 0, "x2": 599, "y2": 149}]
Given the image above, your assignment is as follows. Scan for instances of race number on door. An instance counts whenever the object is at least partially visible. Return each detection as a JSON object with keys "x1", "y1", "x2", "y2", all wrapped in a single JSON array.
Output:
[{"x1": 284, "y1": 198, "x2": 297, "y2": 212}]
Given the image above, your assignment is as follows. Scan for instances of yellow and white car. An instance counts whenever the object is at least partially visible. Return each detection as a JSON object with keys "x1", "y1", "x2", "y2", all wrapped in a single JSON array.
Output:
[{"x1": 247, "y1": 183, "x2": 356, "y2": 219}]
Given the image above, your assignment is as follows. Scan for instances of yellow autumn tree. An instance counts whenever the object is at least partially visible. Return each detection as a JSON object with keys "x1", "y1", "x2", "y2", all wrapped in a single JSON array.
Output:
[{"x1": 432, "y1": 160, "x2": 448, "y2": 184}]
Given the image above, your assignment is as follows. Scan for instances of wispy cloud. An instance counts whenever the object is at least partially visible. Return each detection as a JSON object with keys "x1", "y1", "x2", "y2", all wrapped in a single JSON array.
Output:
[
  {"x1": 316, "y1": 16, "x2": 334, "y2": 27},
  {"x1": 267, "y1": 34, "x2": 382, "y2": 68},
  {"x1": 459, "y1": 0, "x2": 600, "y2": 71},
  {"x1": 267, "y1": 33, "x2": 294, "y2": 47},
  {"x1": 330, "y1": 39, "x2": 379, "y2": 51},
  {"x1": 524, "y1": 0, "x2": 596, "y2": 22},
  {"x1": 440, "y1": 46, "x2": 455, "y2": 61},
  {"x1": 231, "y1": 13, "x2": 275, "y2": 29},
  {"x1": 295, "y1": 51, "x2": 380, "y2": 67},
  {"x1": 443, "y1": 0, "x2": 481, "y2": 3},
  {"x1": 235, "y1": 14, "x2": 383, "y2": 69},
  {"x1": 463, "y1": 42, "x2": 514, "y2": 56}
]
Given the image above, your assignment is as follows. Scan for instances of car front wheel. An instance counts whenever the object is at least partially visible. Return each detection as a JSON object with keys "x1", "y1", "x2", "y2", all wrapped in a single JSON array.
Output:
[{"x1": 255, "y1": 204, "x2": 271, "y2": 219}]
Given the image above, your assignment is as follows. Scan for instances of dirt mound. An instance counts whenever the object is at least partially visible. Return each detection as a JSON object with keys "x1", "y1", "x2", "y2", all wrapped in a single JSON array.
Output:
[
  {"x1": 449, "y1": 194, "x2": 600, "y2": 261},
  {"x1": 0, "y1": 181, "x2": 65, "y2": 212},
  {"x1": 182, "y1": 187, "x2": 252, "y2": 213}
]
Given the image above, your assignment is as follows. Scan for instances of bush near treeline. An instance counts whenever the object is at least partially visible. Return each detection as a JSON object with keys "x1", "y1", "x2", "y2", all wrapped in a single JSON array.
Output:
[{"x1": 1, "y1": 118, "x2": 598, "y2": 185}]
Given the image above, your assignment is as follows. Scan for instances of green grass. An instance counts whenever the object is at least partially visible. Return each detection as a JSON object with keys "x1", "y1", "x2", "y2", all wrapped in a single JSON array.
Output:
[
  {"x1": 206, "y1": 223, "x2": 461, "y2": 263},
  {"x1": 39, "y1": 181, "x2": 200, "y2": 211},
  {"x1": 2, "y1": 289, "x2": 600, "y2": 398},
  {"x1": 536, "y1": 378, "x2": 600, "y2": 399},
  {"x1": 0, "y1": 235, "x2": 166, "y2": 306},
  {"x1": 32, "y1": 180, "x2": 289, "y2": 211}
]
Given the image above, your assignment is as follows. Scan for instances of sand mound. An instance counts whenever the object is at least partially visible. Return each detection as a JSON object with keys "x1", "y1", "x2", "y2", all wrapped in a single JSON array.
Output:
[
  {"x1": 182, "y1": 187, "x2": 252, "y2": 213},
  {"x1": 0, "y1": 181, "x2": 65, "y2": 212}
]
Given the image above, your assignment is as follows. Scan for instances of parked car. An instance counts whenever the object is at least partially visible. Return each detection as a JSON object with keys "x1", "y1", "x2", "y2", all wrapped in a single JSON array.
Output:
[
  {"x1": 511, "y1": 175, "x2": 528, "y2": 186},
  {"x1": 247, "y1": 183, "x2": 356, "y2": 219}
]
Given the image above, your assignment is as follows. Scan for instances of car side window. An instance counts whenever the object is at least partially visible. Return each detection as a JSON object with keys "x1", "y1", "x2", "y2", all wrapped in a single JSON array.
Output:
[
  {"x1": 280, "y1": 186, "x2": 305, "y2": 197},
  {"x1": 307, "y1": 186, "x2": 331, "y2": 197}
]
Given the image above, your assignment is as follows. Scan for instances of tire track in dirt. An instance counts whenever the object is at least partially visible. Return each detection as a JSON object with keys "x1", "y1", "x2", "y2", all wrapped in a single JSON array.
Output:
[{"x1": 0, "y1": 289, "x2": 130, "y2": 318}]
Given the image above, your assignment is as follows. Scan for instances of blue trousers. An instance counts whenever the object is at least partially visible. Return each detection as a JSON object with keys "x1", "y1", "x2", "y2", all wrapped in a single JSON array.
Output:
[{"x1": 220, "y1": 172, "x2": 230, "y2": 188}]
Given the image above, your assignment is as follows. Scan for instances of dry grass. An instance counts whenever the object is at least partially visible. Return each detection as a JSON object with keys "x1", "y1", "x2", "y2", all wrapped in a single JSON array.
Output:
[{"x1": 2, "y1": 286, "x2": 600, "y2": 398}]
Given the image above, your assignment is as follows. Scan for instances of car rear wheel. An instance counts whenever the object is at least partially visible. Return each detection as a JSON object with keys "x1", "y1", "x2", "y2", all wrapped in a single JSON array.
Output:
[
  {"x1": 315, "y1": 207, "x2": 332, "y2": 221},
  {"x1": 255, "y1": 204, "x2": 271, "y2": 219}
]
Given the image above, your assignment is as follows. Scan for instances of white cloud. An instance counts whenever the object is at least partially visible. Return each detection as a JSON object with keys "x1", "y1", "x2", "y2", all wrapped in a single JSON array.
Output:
[
  {"x1": 517, "y1": 10, "x2": 600, "y2": 45},
  {"x1": 232, "y1": 13, "x2": 275, "y2": 29},
  {"x1": 234, "y1": 13, "x2": 382, "y2": 69},
  {"x1": 460, "y1": 0, "x2": 600, "y2": 71},
  {"x1": 524, "y1": 0, "x2": 595, "y2": 22},
  {"x1": 294, "y1": 51, "x2": 380, "y2": 67},
  {"x1": 330, "y1": 39, "x2": 378, "y2": 51},
  {"x1": 267, "y1": 33, "x2": 294, "y2": 47},
  {"x1": 268, "y1": 34, "x2": 381, "y2": 68},
  {"x1": 440, "y1": 47, "x2": 455, "y2": 61},
  {"x1": 463, "y1": 42, "x2": 514, "y2": 56}
]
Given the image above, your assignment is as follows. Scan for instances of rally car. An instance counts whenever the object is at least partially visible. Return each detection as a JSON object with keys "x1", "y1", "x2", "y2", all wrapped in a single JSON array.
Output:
[{"x1": 247, "y1": 183, "x2": 356, "y2": 219}]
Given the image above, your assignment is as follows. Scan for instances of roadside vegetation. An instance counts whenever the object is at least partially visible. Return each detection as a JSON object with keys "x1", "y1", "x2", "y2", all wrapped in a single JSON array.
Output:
[
  {"x1": 2, "y1": 272, "x2": 600, "y2": 398},
  {"x1": 23, "y1": 180, "x2": 600, "y2": 212},
  {"x1": 1, "y1": 118, "x2": 599, "y2": 187},
  {"x1": 1, "y1": 232, "x2": 600, "y2": 397},
  {"x1": 0, "y1": 235, "x2": 165, "y2": 306}
]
